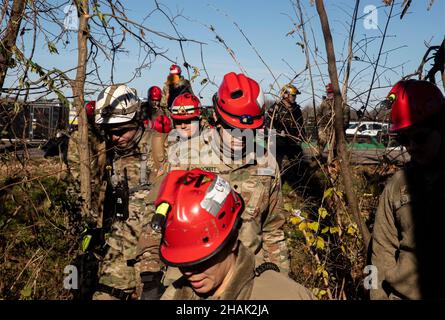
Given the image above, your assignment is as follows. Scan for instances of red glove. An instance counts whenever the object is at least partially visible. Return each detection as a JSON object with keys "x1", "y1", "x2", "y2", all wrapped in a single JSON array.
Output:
[{"x1": 151, "y1": 115, "x2": 172, "y2": 133}]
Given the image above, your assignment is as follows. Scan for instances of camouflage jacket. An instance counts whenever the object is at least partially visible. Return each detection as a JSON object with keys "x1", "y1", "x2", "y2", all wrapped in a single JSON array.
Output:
[
  {"x1": 317, "y1": 96, "x2": 350, "y2": 129},
  {"x1": 161, "y1": 243, "x2": 313, "y2": 300},
  {"x1": 137, "y1": 128, "x2": 290, "y2": 274},
  {"x1": 161, "y1": 77, "x2": 194, "y2": 109},
  {"x1": 266, "y1": 101, "x2": 305, "y2": 140},
  {"x1": 93, "y1": 130, "x2": 154, "y2": 298},
  {"x1": 370, "y1": 162, "x2": 445, "y2": 300}
]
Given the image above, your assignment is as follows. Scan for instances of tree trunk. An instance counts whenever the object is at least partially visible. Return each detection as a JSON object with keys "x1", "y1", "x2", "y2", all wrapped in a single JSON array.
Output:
[
  {"x1": 0, "y1": 0, "x2": 26, "y2": 91},
  {"x1": 442, "y1": 40, "x2": 445, "y2": 91},
  {"x1": 315, "y1": 0, "x2": 371, "y2": 252},
  {"x1": 73, "y1": 0, "x2": 91, "y2": 214}
]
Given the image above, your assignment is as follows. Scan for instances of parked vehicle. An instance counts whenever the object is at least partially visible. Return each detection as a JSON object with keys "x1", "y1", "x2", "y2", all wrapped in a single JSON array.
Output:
[{"x1": 346, "y1": 121, "x2": 389, "y2": 137}]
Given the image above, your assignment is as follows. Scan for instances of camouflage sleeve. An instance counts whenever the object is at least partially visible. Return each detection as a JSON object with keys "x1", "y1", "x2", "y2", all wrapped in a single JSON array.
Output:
[
  {"x1": 317, "y1": 100, "x2": 326, "y2": 125},
  {"x1": 261, "y1": 165, "x2": 290, "y2": 274},
  {"x1": 160, "y1": 82, "x2": 169, "y2": 109},
  {"x1": 150, "y1": 131, "x2": 168, "y2": 177},
  {"x1": 135, "y1": 170, "x2": 169, "y2": 274},
  {"x1": 370, "y1": 182, "x2": 399, "y2": 300}
]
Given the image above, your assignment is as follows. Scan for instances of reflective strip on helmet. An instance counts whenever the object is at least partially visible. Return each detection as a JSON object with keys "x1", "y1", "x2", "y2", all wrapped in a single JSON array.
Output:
[
  {"x1": 98, "y1": 102, "x2": 140, "y2": 117},
  {"x1": 200, "y1": 176, "x2": 231, "y2": 217},
  {"x1": 171, "y1": 105, "x2": 197, "y2": 115}
]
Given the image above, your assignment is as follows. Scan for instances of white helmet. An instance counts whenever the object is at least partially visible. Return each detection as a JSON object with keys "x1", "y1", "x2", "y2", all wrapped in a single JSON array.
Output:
[{"x1": 95, "y1": 84, "x2": 141, "y2": 125}]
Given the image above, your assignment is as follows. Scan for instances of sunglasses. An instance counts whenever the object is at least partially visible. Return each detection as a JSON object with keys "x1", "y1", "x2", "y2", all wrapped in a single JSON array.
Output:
[
  {"x1": 174, "y1": 118, "x2": 199, "y2": 126},
  {"x1": 107, "y1": 126, "x2": 135, "y2": 137}
]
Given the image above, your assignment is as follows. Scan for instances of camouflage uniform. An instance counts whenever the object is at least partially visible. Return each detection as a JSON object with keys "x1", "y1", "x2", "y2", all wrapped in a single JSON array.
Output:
[
  {"x1": 148, "y1": 107, "x2": 172, "y2": 183},
  {"x1": 136, "y1": 128, "x2": 290, "y2": 279},
  {"x1": 161, "y1": 76, "x2": 194, "y2": 109},
  {"x1": 265, "y1": 101, "x2": 305, "y2": 169},
  {"x1": 161, "y1": 242, "x2": 313, "y2": 300},
  {"x1": 370, "y1": 162, "x2": 445, "y2": 300},
  {"x1": 93, "y1": 129, "x2": 153, "y2": 300},
  {"x1": 317, "y1": 96, "x2": 350, "y2": 150},
  {"x1": 317, "y1": 97, "x2": 334, "y2": 149}
]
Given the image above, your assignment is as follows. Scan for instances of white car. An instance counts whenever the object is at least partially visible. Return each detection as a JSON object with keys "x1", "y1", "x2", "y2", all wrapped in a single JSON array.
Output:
[{"x1": 346, "y1": 121, "x2": 389, "y2": 137}]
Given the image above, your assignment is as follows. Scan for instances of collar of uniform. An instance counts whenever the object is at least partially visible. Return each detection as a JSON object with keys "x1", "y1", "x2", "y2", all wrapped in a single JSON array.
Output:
[
  {"x1": 216, "y1": 243, "x2": 256, "y2": 300},
  {"x1": 170, "y1": 243, "x2": 255, "y2": 300}
]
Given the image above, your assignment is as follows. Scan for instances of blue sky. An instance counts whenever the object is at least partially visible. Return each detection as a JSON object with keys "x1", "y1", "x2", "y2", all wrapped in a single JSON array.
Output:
[{"x1": 4, "y1": 0, "x2": 444, "y2": 110}]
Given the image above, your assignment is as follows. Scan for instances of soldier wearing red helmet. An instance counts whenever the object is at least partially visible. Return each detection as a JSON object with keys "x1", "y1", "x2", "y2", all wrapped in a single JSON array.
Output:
[
  {"x1": 170, "y1": 93, "x2": 202, "y2": 139},
  {"x1": 161, "y1": 64, "x2": 194, "y2": 110},
  {"x1": 317, "y1": 82, "x2": 350, "y2": 156},
  {"x1": 135, "y1": 73, "x2": 290, "y2": 300},
  {"x1": 151, "y1": 169, "x2": 314, "y2": 300},
  {"x1": 145, "y1": 86, "x2": 162, "y2": 122},
  {"x1": 370, "y1": 79, "x2": 445, "y2": 300},
  {"x1": 85, "y1": 101, "x2": 96, "y2": 122}
]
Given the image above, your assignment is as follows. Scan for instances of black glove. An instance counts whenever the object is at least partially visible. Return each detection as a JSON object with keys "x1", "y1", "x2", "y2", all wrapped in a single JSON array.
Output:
[{"x1": 140, "y1": 271, "x2": 165, "y2": 300}]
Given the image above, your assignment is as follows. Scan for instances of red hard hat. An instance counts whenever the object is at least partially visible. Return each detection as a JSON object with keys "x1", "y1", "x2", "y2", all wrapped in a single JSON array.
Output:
[
  {"x1": 171, "y1": 93, "x2": 201, "y2": 121},
  {"x1": 158, "y1": 169, "x2": 243, "y2": 267},
  {"x1": 326, "y1": 83, "x2": 334, "y2": 94},
  {"x1": 388, "y1": 80, "x2": 445, "y2": 131},
  {"x1": 85, "y1": 101, "x2": 96, "y2": 118},
  {"x1": 170, "y1": 64, "x2": 182, "y2": 76},
  {"x1": 148, "y1": 86, "x2": 162, "y2": 101},
  {"x1": 214, "y1": 72, "x2": 265, "y2": 129}
]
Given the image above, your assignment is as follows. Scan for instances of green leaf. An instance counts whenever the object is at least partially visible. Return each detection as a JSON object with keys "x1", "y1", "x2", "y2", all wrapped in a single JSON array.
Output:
[
  {"x1": 305, "y1": 233, "x2": 315, "y2": 245},
  {"x1": 347, "y1": 223, "x2": 358, "y2": 235},
  {"x1": 283, "y1": 203, "x2": 293, "y2": 212},
  {"x1": 298, "y1": 221, "x2": 307, "y2": 231},
  {"x1": 323, "y1": 188, "x2": 333, "y2": 200},
  {"x1": 190, "y1": 65, "x2": 200, "y2": 82},
  {"x1": 321, "y1": 226, "x2": 330, "y2": 234},
  {"x1": 20, "y1": 287, "x2": 32, "y2": 299},
  {"x1": 308, "y1": 221, "x2": 319, "y2": 232},
  {"x1": 290, "y1": 216, "x2": 303, "y2": 225},
  {"x1": 98, "y1": 12, "x2": 107, "y2": 26},
  {"x1": 330, "y1": 226, "x2": 340, "y2": 234},
  {"x1": 336, "y1": 191, "x2": 344, "y2": 198},
  {"x1": 316, "y1": 236, "x2": 325, "y2": 250},
  {"x1": 318, "y1": 207, "x2": 328, "y2": 219},
  {"x1": 47, "y1": 42, "x2": 59, "y2": 54},
  {"x1": 318, "y1": 289, "x2": 327, "y2": 298}
]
